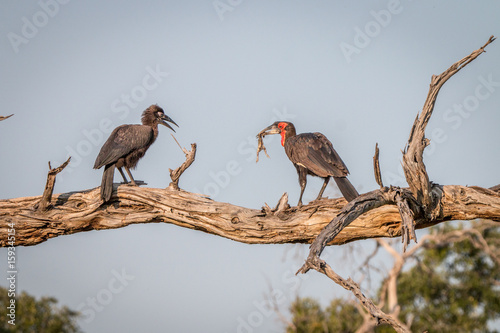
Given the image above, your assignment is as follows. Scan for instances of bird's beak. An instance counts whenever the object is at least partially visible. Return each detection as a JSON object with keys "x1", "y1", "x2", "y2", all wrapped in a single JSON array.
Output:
[
  {"x1": 160, "y1": 115, "x2": 179, "y2": 132},
  {"x1": 259, "y1": 123, "x2": 281, "y2": 136}
]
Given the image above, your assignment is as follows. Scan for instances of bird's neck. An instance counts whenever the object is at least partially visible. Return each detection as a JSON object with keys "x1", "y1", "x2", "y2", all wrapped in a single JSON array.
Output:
[
  {"x1": 281, "y1": 128, "x2": 296, "y2": 146},
  {"x1": 151, "y1": 124, "x2": 159, "y2": 139}
]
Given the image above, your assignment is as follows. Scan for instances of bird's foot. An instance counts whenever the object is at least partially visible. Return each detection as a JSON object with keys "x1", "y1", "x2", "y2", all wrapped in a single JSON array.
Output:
[
  {"x1": 127, "y1": 180, "x2": 147, "y2": 186},
  {"x1": 313, "y1": 197, "x2": 326, "y2": 203}
]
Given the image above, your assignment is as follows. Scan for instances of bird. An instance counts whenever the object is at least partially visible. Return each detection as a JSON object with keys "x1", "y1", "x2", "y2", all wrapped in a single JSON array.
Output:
[
  {"x1": 94, "y1": 104, "x2": 178, "y2": 202},
  {"x1": 260, "y1": 121, "x2": 358, "y2": 206}
]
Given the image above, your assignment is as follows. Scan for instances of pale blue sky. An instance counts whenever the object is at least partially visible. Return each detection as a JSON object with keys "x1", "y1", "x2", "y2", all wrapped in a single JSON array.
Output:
[{"x1": 1, "y1": 1, "x2": 499, "y2": 332}]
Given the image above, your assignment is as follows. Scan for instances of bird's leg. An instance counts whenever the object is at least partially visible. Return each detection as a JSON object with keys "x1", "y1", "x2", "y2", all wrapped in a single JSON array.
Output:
[
  {"x1": 117, "y1": 167, "x2": 129, "y2": 184},
  {"x1": 297, "y1": 167, "x2": 307, "y2": 206},
  {"x1": 316, "y1": 177, "x2": 330, "y2": 201},
  {"x1": 124, "y1": 167, "x2": 137, "y2": 186}
]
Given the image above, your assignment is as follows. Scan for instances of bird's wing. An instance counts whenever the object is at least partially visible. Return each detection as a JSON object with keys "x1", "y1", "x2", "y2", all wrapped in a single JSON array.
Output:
[
  {"x1": 287, "y1": 133, "x2": 349, "y2": 177},
  {"x1": 94, "y1": 125, "x2": 154, "y2": 168}
]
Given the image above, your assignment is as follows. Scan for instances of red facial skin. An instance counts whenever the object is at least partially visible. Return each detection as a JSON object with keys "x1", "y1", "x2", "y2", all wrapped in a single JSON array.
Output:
[{"x1": 278, "y1": 122, "x2": 288, "y2": 146}]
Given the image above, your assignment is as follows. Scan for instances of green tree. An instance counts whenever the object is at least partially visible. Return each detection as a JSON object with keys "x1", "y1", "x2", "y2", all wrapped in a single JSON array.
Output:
[
  {"x1": 0, "y1": 287, "x2": 81, "y2": 333},
  {"x1": 396, "y1": 223, "x2": 500, "y2": 333},
  {"x1": 287, "y1": 298, "x2": 363, "y2": 333},
  {"x1": 287, "y1": 222, "x2": 500, "y2": 332}
]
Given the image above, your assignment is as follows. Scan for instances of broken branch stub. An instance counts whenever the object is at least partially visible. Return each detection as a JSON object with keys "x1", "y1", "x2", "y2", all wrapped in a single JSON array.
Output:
[
  {"x1": 36, "y1": 157, "x2": 71, "y2": 211},
  {"x1": 0, "y1": 114, "x2": 14, "y2": 122},
  {"x1": 373, "y1": 143, "x2": 383, "y2": 188},
  {"x1": 168, "y1": 142, "x2": 197, "y2": 190}
]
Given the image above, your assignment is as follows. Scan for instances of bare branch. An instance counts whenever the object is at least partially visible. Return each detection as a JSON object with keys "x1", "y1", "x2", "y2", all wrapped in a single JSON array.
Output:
[
  {"x1": 402, "y1": 36, "x2": 495, "y2": 218},
  {"x1": 35, "y1": 157, "x2": 71, "y2": 212},
  {"x1": 1, "y1": 184, "x2": 498, "y2": 248},
  {"x1": 0, "y1": 114, "x2": 14, "y2": 122},
  {"x1": 168, "y1": 142, "x2": 197, "y2": 190},
  {"x1": 394, "y1": 189, "x2": 417, "y2": 252},
  {"x1": 373, "y1": 143, "x2": 383, "y2": 188},
  {"x1": 305, "y1": 258, "x2": 411, "y2": 333}
]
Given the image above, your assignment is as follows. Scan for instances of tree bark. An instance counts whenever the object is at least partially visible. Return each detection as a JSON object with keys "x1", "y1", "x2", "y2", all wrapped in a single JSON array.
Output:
[{"x1": 0, "y1": 184, "x2": 499, "y2": 247}]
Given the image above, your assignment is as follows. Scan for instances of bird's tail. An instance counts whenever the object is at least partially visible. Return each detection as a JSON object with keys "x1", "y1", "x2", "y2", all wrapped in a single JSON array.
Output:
[
  {"x1": 333, "y1": 177, "x2": 359, "y2": 202},
  {"x1": 101, "y1": 164, "x2": 115, "y2": 202}
]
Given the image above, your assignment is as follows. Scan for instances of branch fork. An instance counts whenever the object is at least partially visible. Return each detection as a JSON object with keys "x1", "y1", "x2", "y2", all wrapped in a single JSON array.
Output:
[{"x1": 35, "y1": 157, "x2": 71, "y2": 211}]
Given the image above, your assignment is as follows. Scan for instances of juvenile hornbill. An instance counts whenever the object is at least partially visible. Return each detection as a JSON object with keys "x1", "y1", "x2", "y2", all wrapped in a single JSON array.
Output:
[
  {"x1": 261, "y1": 121, "x2": 358, "y2": 206},
  {"x1": 94, "y1": 104, "x2": 178, "y2": 202}
]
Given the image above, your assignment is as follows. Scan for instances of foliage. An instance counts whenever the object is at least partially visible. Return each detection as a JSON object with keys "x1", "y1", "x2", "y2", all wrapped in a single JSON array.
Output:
[
  {"x1": 287, "y1": 297, "x2": 363, "y2": 333},
  {"x1": 397, "y1": 223, "x2": 500, "y2": 333},
  {"x1": 0, "y1": 287, "x2": 81, "y2": 333}
]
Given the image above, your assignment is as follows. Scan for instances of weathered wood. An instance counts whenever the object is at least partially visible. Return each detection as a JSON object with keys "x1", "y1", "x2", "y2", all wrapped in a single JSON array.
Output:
[
  {"x1": 35, "y1": 157, "x2": 71, "y2": 212},
  {"x1": 373, "y1": 143, "x2": 383, "y2": 188},
  {"x1": 1, "y1": 184, "x2": 499, "y2": 247},
  {"x1": 168, "y1": 142, "x2": 197, "y2": 190},
  {"x1": 402, "y1": 35, "x2": 495, "y2": 219},
  {"x1": 304, "y1": 258, "x2": 411, "y2": 333},
  {"x1": 0, "y1": 114, "x2": 13, "y2": 121}
]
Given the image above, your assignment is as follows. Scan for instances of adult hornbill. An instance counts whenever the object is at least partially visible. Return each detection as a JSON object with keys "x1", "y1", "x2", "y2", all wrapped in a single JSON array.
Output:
[
  {"x1": 260, "y1": 121, "x2": 358, "y2": 206},
  {"x1": 94, "y1": 104, "x2": 178, "y2": 202}
]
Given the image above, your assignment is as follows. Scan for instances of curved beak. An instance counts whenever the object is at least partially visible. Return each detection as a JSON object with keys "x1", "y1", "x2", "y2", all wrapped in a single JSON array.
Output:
[
  {"x1": 257, "y1": 123, "x2": 281, "y2": 137},
  {"x1": 160, "y1": 114, "x2": 179, "y2": 132}
]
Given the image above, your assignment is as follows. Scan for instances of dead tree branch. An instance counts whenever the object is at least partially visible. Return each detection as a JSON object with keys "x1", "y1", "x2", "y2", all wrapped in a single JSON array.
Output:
[
  {"x1": 402, "y1": 35, "x2": 495, "y2": 218},
  {"x1": 0, "y1": 184, "x2": 498, "y2": 247},
  {"x1": 168, "y1": 140, "x2": 197, "y2": 190},
  {"x1": 305, "y1": 258, "x2": 411, "y2": 333},
  {"x1": 0, "y1": 114, "x2": 14, "y2": 122},
  {"x1": 373, "y1": 143, "x2": 383, "y2": 188},
  {"x1": 35, "y1": 157, "x2": 71, "y2": 212}
]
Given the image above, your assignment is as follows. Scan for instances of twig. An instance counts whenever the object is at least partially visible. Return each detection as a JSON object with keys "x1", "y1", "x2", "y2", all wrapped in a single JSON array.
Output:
[
  {"x1": 35, "y1": 157, "x2": 71, "y2": 211},
  {"x1": 171, "y1": 134, "x2": 188, "y2": 154},
  {"x1": 373, "y1": 143, "x2": 384, "y2": 188},
  {"x1": 305, "y1": 258, "x2": 410, "y2": 333},
  {"x1": 0, "y1": 114, "x2": 14, "y2": 122}
]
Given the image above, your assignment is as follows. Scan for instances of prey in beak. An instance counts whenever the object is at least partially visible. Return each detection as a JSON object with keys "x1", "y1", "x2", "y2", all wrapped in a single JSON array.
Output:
[{"x1": 255, "y1": 121, "x2": 289, "y2": 162}]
